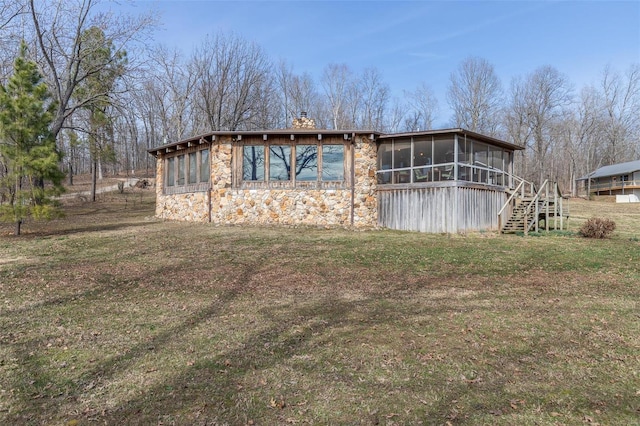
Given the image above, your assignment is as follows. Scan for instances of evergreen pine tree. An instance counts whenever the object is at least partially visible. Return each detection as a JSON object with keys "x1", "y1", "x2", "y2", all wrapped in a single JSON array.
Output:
[
  {"x1": 75, "y1": 27, "x2": 127, "y2": 202},
  {"x1": 0, "y1": 41, "x2": 64, "y2": 235}
]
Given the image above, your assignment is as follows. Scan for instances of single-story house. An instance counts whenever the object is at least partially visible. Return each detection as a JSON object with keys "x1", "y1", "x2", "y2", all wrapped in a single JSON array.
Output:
[
  {"x1": 148, "y1": 117, "x2": 540, "y2": 233},
  {"x1": 577, "y1": 160, "x2": 640, "y2": 197}
]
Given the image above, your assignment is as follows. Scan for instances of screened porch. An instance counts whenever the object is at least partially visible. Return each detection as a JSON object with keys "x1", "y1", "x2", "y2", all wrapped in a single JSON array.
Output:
[{"x1": 376, "y1": 130, "x2": 517, "y2": 188}]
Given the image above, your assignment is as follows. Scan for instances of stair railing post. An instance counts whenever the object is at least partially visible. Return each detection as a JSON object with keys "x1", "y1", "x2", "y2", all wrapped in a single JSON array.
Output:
[
  {"x1": 545, "y1": 181, "x2": 549, "y2": 232},
  {"x1": 560, "y1": 187, "x2": 564, "y2": 230},
  {"x1": 554, "y1": 182, "x2": 558, "y2": 230}
]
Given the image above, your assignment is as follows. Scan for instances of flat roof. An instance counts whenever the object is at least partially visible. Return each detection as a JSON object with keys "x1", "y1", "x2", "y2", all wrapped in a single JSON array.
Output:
[
  {"x1": 148, "y1": 128, "x2": 523, "y2": 156},
  {"x1": 148, "y1": 129, "x2": 381, "y2": 156},
  {"x1": 377, "y1": 128, "x2": 524, "y2": 151}
]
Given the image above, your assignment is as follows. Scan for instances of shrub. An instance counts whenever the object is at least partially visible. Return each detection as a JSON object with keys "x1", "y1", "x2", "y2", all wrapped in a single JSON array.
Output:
[{"x1": 579, "y1": 217, "x2": 616, "y2": 239}]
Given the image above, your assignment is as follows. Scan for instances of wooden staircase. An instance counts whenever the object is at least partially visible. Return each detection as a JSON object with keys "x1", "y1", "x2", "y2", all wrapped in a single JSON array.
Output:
[
  {"x1": 501, "y1": 198, "x2": 542, "y2": 233},
  {"x1": 499, "y1": 179, "x2": 569, "y2": 234}
]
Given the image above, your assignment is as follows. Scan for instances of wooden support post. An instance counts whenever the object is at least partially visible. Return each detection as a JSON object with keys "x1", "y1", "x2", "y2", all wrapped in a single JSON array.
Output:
[
  {"x1": 551, "y1": 182, "x2": 555, "y2": 229},
  {"x1": 545, "y1": 182, "x2": 549, "y2": 232}
]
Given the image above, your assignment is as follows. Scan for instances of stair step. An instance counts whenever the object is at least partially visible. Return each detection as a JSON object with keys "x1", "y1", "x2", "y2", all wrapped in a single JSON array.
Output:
[{"x1": 501, "y1": 180, "x2": 568, "y2": 234}]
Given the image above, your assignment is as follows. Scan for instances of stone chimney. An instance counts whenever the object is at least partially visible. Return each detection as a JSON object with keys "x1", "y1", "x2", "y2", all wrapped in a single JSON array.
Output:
[{"x1": 292, "y1": 111, "x2": 316, "y2": 129}]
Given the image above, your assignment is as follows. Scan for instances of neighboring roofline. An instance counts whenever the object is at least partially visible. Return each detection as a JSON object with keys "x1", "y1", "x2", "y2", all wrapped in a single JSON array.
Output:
[
  {"x1": 577, "y1": 159, "x2": 640, "y2": 181},
  {"x1": 378, "y1": 128, "x2": 524, "y2": 151},
  {"x1": 147, "y1": 129, "x2": 381, "y2": 156}
]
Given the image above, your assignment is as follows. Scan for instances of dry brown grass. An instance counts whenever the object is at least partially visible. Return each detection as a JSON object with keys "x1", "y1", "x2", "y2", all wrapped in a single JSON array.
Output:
[
  {"x1": 568, "y1": 197, "x2": 640, "y2": 239},
  {"x1": 0, "y1": 191, "x2": 638, "y2": 425}
]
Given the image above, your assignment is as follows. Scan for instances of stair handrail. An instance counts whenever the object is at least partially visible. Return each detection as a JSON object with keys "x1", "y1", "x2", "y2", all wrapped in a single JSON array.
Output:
[
  {"x1": 497, "y1": 172, "x2": 539, "y2": 232},
  {"x1": 497, "y1": 179, "x2": 525, "y2": 231},
  {"x1": 473, "y1": 161, "x2": 534, "y2": 195},
  {"x1": 507, "y1": 172, "x2": 536, "y2": 196},
  {"x1": 498, "y1": 179, "x2": 525, "y2": 217},
  {"x1": 522, "y1": 179, "x2": 549, "y2": 234}
]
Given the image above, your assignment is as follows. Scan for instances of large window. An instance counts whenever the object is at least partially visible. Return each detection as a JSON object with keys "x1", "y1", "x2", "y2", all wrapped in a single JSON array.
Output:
[
  {"x1": 322, "y1": 145, "x2": 344, "y2": 181},
  {"x1": 433, "y1": 136, "x2": 454, "y2": 165},
  {"x1": 413, "y1": 137, "x2": 432, "y2": 167},
  {"x1": 164, "y1": 148, "x2": 210, "y2": 193},
  {"x1": 243, "y1": 145, "x2": 265, "y2": 181},
  {"x1": 393, "y1": 140, "x2": 411, "y2": 184},
  {"x1": 200, "y1": 149, "x2": 210, "y2": 182},
  {"x1": 377, "y1": 143, "x2": 393, "y2": 184},
  {"x1": 177, "y1": 155, "x2": 185, "y2": 185},
  {"x1": 472, "y1": 142, "x2": 488, "y2": 183},
  {"x1": 269, "y1": 145, "x2": 292, "y2": 181},
  {"x1": 188, "y1": 152, "x2": 197, "y2": 184},
  {"x1": 167, "y1": 157, "x2": 175, "y2": 187},
  {"x1": 296, "y1": 145, "x2": 318, "y2": 181},
  {"x1": 240, "y1": 143, "x2": 345, "y2": 186}
]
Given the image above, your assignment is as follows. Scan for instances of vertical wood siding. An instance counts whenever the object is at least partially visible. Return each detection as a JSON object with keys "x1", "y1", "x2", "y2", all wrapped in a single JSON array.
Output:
[{"x1": 377, "y1": 185, "x2": 506, "y2": 233}]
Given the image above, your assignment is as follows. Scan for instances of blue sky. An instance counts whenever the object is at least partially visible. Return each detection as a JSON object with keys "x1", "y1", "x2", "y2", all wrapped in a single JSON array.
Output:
[{"x1": 127, "y1": 0, "x2": 640, "y2": 125}]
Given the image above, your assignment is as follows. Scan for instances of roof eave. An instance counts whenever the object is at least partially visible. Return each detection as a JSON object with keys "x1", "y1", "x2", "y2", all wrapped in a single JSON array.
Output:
[
  {"x1": 147, "y1": 129, "x2": 382, "y2": 156},
  {"x1": 378, "y1": 128, "x2": 524, "y2": 151}
]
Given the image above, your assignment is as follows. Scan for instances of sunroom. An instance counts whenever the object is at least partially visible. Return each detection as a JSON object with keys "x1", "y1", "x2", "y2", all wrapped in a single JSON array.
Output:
[
  {"x1": 375, "y1": 129, "x2": 523, "y2": 233},
  {"x1": 376, "y1": 129, "x2": 516, "y2": 187}
]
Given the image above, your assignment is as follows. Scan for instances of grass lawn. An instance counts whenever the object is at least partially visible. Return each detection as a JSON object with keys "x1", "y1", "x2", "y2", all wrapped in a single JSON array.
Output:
[{"x1": 0, "y1": 189, "x2": 639, "y2": 425}]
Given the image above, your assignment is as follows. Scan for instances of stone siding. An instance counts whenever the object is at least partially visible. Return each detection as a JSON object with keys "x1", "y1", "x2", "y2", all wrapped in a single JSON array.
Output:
[
  {"x1": 154, "y1": 134, "x2": 378, "y2": 228},
  {"x1": 352, "y1": 135, "x2": 378, "y2": 227},
  {"x1": 154, "y1": 154, "x2": 168, "y2": 219},
  {"x1": 211, "y1": 188, "x2": 353, "y2": 226},
  {"x1": 157, "y1": 191, "x2": 210, "y2": 222}
]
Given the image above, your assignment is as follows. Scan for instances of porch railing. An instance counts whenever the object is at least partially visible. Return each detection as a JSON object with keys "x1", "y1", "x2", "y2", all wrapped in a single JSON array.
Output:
[{"x1": 587, "y1": 179, "x2": 640, "y2": 193}]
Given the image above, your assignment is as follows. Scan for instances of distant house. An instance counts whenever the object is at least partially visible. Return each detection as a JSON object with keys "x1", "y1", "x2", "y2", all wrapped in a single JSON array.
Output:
[
  {"x1": 148, "y1": 117, "x2": 566, "y2": 233},
  {"x1": 578, "y1": 160, "x2": 640, "y2": 197}
]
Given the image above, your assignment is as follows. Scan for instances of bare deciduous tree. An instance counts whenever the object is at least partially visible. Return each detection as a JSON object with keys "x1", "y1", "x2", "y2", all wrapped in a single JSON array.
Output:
[
  {"x1": 403, "y1": 82, "x2": 439, "y2": 132},
  {"x1": 289, "y1": 72, "x2": 323, "y2": 126},
  {"x1": 191, "y1": 32, "x2": 272, "y2": 132},
  {"x1": 321, "y1": 63, "x2": 352, "y2": 129},
  {"x1": 447, "y1": 56, "x2": 503, "y2": 135},
  {"x1": 357, "y1": 67, "x2": 389, "y2": 131},
  {"x1": 385, "y1": 97, "x2": 409, "y2": 133},
  {"x1": 506, "y1": 66, "x2": 573, "y2": 184},
  {"x1": 555, "y1": 86, "x2": 606, "y2": 194},
  {"x1": 0, "y1": 0, "x2": 24, "y2": 79},
  {"x1": 147, "y1": 45, "x2": 196, "y2": 141},
  {"x1": 27, "y1": 0, "x2": 155, "y2": 142},
  {"x1": 598, "y1": 63, "x2": 640, "y2": 164}
]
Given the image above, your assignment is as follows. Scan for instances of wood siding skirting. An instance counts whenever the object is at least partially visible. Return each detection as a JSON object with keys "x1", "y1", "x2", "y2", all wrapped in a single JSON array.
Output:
[{"x1": 377, "y1": 183, "x2": 507, "y2": 233}]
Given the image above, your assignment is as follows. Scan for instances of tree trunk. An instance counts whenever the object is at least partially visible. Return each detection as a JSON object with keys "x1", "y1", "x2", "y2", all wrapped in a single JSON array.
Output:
[
  {"x1": 15, "y1": 219, "x2": 22, "y2": 236},
  {"x1": 91, "y1": 159, "x2": 97, "y2": 202}
]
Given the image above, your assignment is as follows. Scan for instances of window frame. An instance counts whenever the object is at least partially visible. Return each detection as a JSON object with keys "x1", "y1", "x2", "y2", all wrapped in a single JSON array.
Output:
[
  {"x1": 237, "y1": 141, "x2": 348, "y2": 189},
  {"x1": 163, "y1": 146, "x2": 211, "y2": 194}
]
